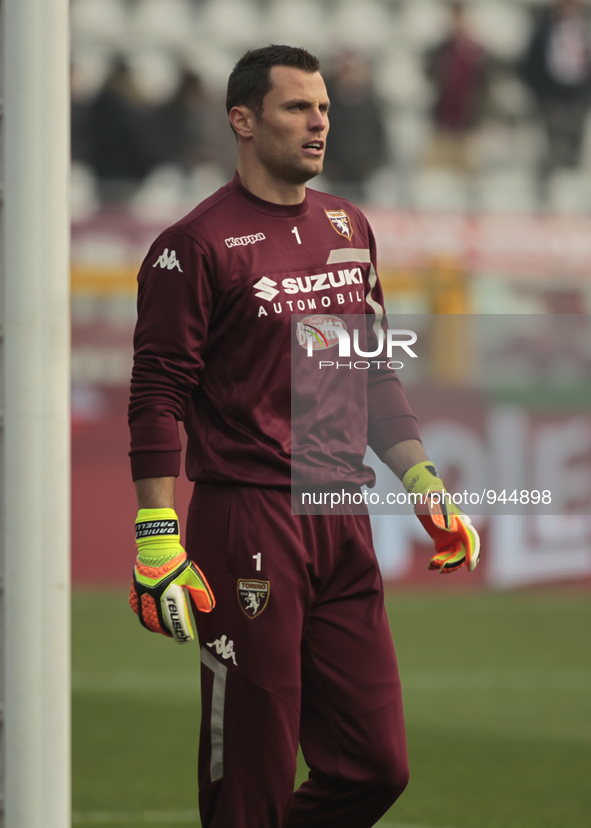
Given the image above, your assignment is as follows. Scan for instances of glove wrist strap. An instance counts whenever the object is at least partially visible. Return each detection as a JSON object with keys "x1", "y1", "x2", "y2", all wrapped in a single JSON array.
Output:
[
  {"x1": 402, "y1": 461, "x2": 445, "y2": 495},
  {"x1": 135, "y1": 507, "x2": 182, "y2": 564}
]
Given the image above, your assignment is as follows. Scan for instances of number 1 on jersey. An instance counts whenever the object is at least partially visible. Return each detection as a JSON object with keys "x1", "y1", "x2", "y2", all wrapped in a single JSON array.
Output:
[
  {"x1": 253, "y1": 553, "x2": 262, "y2": 571},
  {"x1": 292, "y1": 226, "x2": 302, "y2": 245}
]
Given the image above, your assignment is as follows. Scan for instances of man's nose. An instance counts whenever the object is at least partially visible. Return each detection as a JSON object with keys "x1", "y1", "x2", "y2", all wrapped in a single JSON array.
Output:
[{"x1": 308, "y1": 107, "x2": 328, "y2": 131}]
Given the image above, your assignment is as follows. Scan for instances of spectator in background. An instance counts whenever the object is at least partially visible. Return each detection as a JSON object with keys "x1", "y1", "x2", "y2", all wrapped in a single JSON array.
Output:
[
  {"x1": 424, "y1": 1, "x2": 488, "y2": 173},
  {"x1": 71, "y1": 63, "x2": 94, "y2": 168},
  {"x1": 87, "y1": 58, "x2": 157, "y2": 204},
  {"x1": 322, "y1": 51, "x2": 388, "y2": 202},
  {"x1": 521, "y1": 0, "x2": 591, "y2": 177},
  {"x1": 152, "y1": 70, "x2": 216, "y2": 172}
]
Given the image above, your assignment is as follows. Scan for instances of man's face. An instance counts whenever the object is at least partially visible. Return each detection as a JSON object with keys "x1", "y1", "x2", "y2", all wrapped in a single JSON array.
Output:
[{"x1": 250, "y1": 66, "x2": 330, "y2": 185}]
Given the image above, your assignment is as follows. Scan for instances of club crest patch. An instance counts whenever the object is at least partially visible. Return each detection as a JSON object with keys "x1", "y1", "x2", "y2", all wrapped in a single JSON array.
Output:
[
  {"x1": 325, "y1": 209, "x2": 353, "y2": 240},
  {"x1": 237, "y1": 579, "x2": 270, "y2": 619}
]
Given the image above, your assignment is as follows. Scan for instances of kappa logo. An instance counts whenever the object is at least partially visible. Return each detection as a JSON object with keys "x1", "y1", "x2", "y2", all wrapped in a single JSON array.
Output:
[
  {"x1": 325, "y1": 210, "x2": 353, "y2": 240},
  {"x1": 153, "y1": 248, "x2": 183, "y2": 272},
  {"x1": 206, "y1": 635, "x2": 238, "y2": 665},
  {"x1": 237, "y1": 579, "x2": 270, "y2": 619},
  {"x1": 225, "y1": 232, "x2": 266, "y2": 248}
]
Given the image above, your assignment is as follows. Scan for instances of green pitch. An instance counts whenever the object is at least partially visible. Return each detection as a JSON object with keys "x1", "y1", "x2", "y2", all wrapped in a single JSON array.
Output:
[{"x1": 73, "y1": 590, "x2": 591, "y2": 827}]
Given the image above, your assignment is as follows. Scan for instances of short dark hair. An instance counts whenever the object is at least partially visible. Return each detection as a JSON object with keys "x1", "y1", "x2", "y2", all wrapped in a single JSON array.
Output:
[{"x1": 226, "y1": 45, "x2": 321, "y2": 122}]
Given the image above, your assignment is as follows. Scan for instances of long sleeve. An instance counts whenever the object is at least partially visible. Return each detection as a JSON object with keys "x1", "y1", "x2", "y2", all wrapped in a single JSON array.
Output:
[
  {"x1": 128, "y1": 229, "x2": 215, "y2": 480},
  {"x1": 364, "y1": 226, "x2": 421, "y2": 459}
]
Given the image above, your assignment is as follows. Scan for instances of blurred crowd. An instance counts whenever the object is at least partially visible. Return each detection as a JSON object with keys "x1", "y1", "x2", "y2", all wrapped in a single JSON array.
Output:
[{"x1": 71, "y1": 0, "x2": 591, "y2": 217}]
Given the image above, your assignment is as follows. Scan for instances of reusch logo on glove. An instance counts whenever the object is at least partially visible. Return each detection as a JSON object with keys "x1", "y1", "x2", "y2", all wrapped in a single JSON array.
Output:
[
  {"x1": 165, "y1": 596, "x2": 191, "y2": 643},
  {"x1": 135, "y1": 519, "x2": 179, "y2": 540}
]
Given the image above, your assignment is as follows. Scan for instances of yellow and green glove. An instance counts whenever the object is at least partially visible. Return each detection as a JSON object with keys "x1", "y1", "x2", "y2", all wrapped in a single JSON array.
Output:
[
  {"x1": 129, "y1": 508, "x2": 215, "y2": 643},
  {"x1": 402, "y1": 461, "x2": 481, "y2": 574}
]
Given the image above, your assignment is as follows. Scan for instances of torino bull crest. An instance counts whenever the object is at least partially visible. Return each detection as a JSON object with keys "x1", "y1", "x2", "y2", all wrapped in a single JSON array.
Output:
[
  {"x1": 325, "y1": 209, "x2": 353, "y2": 240},
  {"x1": 237, "y1": 579, "x2": 270, "y2": 619}
]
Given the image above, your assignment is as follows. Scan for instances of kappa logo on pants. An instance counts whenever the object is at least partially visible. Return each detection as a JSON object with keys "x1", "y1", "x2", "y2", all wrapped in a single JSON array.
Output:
[
  {"x1": 237, "y1": 579, "x2": 270, "y2": 619},
  {"x1": 206, "y1": 635, "x2": 237, "y2": 665}
]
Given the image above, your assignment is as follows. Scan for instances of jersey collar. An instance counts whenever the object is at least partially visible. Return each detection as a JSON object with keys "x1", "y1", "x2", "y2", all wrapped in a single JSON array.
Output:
[{"x1": 231, "y1": 171, "x2": 309, "y2": 218}]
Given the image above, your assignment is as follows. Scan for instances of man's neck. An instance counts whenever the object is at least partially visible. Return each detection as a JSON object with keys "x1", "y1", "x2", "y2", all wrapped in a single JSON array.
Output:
[{"x1": 236, "y1": 162, "x2": 307, "y2": 205}]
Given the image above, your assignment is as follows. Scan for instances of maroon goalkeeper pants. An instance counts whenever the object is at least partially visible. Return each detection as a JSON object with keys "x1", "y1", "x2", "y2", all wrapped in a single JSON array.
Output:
[{"x1": 186, "y1": 484, "x2": 409, "y2": 828}]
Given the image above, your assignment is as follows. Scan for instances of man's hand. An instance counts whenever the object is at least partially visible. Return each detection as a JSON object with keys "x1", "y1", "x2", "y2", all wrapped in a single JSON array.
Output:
[
  {"x1": 129, "y1": 507, "x2": 215, "y2": 643},
  {"x1": 402, "y1": 461, "x2": 481, "y2": 574}
]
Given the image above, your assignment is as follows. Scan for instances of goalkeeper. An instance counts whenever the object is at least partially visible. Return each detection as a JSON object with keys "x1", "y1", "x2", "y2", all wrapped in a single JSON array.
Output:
[{"x1": 128, "y1": 44, "x2": 481, "y2": 828}]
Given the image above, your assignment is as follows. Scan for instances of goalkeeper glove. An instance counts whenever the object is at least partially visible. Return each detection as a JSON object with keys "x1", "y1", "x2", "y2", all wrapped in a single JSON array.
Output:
[
  {"x1": 402, "y1": 461, "x2": 481, "y2": 574},
  {"x1": 129, "y1": 507, "x2": 215, "y2": 643}
]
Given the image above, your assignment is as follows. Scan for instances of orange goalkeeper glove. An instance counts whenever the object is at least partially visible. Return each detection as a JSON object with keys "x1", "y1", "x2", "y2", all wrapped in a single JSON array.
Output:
[
  {"x1": 129, "y1": 508, "x2": 215, "y2": 643},
  {"x1": 402, "y1": 461, "x2": 481, "y2": 574}
]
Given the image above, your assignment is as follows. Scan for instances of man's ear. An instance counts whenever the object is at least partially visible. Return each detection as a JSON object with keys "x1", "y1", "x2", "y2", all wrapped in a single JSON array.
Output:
[{"x1": 229, "y1": 106, "x2": 256, "y2": 139}]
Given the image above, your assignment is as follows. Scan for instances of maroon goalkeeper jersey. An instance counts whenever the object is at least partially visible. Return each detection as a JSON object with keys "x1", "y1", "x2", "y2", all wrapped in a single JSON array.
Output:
[{"x1": 129, "y1": 173, "x2": 419, "y2": 487}]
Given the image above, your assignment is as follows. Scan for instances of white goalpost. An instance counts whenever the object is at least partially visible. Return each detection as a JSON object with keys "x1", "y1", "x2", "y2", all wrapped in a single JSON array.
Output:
[{"x1": 1, "y1": 1, "x2": 70, "y2": 826}]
